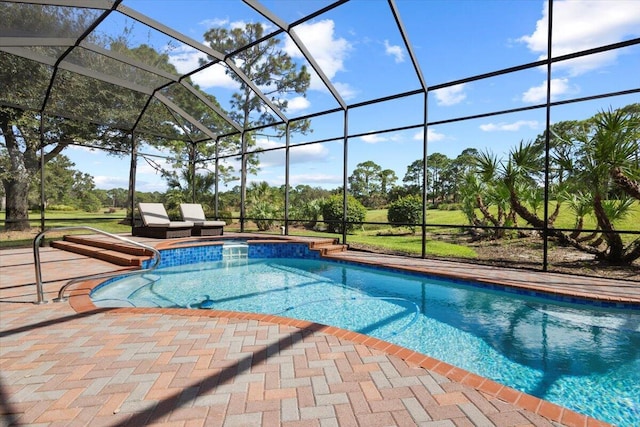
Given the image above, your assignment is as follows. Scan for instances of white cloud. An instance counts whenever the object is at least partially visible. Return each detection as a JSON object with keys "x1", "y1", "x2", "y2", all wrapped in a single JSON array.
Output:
[
  {"x1": 384, "y1": 40, "x2": 405, "y2": 63},
  {"x1": 194, "y1": 63, "x2": 238, "y2": 90},
  {"x1": 289, "y1": 20, "x2": 350, "y2": 80},
  {"x1": 94, "y1": 174, "x2": 165, "y2": 192},
  {"x1": 93, "y1": 175, "x2": 130, "y2": 190},
  {"x1": 137, "y1": 156, "x2": 174, "y2": 178},
  {"x1": 360, "y1": 133, "x2": 387, "y2": 144},
  {"x1": 199, "y1": 18, "x2": 229, "y2": 28},
  {"x1": 168, "y1": 44, "x2": 205, "y2": 73},
  {"x1": 286, "y1": 96, "x2": 311, "y2": 113},
  {"x1": 169, "y1": 45, "x2": 237, "y2": 90},
  {"x1": 230, "y1": 20, "x2": 251, "y2": 31},
  {"x1": 288, "y1": 20, "x2": 354, "y2": 97},
  {"x1": 253, "y1": 138, "x2": 330, "y2": 167},
  {"x1": 359, "y1": 132, "x2": 406, "y2": 144},
  {"x1": 332, "y1": 81, "x2": 358, "y2": 100},
  {"x1": 134, "y1": 179, "x2": 168, "y2": 193},
  {"x1": 290, "y1": 144, "x2": 330, "y2": 164},
  {"x1": 480, "y1": 120, "x2": 539, "y2": 132},
  {"x1": 519, "y1": 0, "x2": 640, "y2": 76},
  {"x1": 433, "y1": 84, "x2": 466, "y2": 106},
  {"x1": 413, "y1": 128, "x2": 446, "y2": 142},
  {"x1": 254, "y1": 138, "x2": 284, "y2": 150},
  {"x1": 290, "y1": 173, "x2": 342, "y2": 186},
  {"x1": 521, "y1": 78, "x2": 573, "y2": 103},
  {"x1": 93, "y1": 162, "x2": 170, "y2": 191}
]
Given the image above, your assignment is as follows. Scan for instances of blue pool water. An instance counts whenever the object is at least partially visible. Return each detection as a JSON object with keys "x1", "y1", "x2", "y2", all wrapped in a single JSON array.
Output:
[{"x1": 92, "y1": 256, "x2": 640, "y2": 426}]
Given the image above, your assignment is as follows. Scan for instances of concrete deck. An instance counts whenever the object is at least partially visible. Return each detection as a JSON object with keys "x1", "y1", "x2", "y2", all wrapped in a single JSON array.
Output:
[{"x1": 2, "y1": 233, "x2": 636, "y2": 426}]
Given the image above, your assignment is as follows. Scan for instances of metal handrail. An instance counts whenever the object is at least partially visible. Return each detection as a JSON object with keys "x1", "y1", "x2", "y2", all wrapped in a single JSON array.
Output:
[{"x1": 33, "y1": 226, "x2": 161, "y2": 304}]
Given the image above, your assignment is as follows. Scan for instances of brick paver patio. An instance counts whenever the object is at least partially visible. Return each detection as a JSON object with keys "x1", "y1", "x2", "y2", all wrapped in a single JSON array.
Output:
[{"x1": 3, "y1": 233, "x2": 635, "y2": 426}]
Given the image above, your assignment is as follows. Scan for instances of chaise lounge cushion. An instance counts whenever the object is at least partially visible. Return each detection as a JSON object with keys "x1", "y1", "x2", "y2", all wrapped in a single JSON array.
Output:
[
  {"x1": 179, "y1": 203, "x2": 225, "y2": 236},
  {"x1": 134, "y1": 203, "x2": 193, "y2": 238}
]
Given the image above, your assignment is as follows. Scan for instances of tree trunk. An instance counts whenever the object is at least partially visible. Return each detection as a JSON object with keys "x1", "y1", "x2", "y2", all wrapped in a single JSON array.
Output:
[
  {"x1": 1, "y1": 112, "x2": 37, "y2": 231},
  {"x1": 508, "y1": 185, "x2": 602, "y2": 256},
  {"x1": 476, "y1": 195, "x2": 499, "y2": 226},
  {"x1": 548, "y1": 202, "x2": 561, "y2": 226},
  {"x1": 593, "y1": 193, "x2": 625, "y2": 263},
  {"x1": 475, "y1": 195, "x2": 503, "y2": 238},
  {"x1": 3, "y1": 178, "x2": 31, "y2": 231},
  {"x1": 509, "y1": 190, "x2": 545, "y2": 228},
  {"x1": 611, "y1": 167, "x2": 640, "y2": 200},
  {"x1": 622, "y1": 238, "x2": 640, "y2": 264},
  {"x1": 570, "y1": 216, "x2": 584, "y2": 239}
]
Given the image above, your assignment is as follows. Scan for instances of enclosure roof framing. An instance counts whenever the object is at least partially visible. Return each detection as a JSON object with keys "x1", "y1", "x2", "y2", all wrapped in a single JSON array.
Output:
[
  {"x1": 1, "y1": 0, "x2": 440, "y2": 145},
  {"x1": 2, "y1": 0, "x2": 638, "y2": 149},
  {"x1": 3, "y1": 0, "x2": 372, "y2": 141}
]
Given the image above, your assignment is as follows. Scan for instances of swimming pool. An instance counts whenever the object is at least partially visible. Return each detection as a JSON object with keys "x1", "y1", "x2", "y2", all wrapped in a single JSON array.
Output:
[{"x1": 91, "y1": 243, "x2": 640, "y2": 426}]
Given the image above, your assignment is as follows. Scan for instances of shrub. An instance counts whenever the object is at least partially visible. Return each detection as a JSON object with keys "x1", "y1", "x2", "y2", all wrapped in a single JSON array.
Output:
[
  {"x1": 46, "y1": 204, "x2": 75, "y2": 211},
  {"x1": 79, "y1": 193, "x2": 103, "y2": 213},
  {"x1": 165, "y1": 207, "x2": 181, "y2": 221},
  {"x1": 248, "y1": 200, "x2": 281, "y2": 231},
  {"x1": 294, "y1": 199, "x2": 323, "y2": 229},
  {"x1": 387, "y1": 195, "x2": 422, "y2": 231},
  {"x1": 218, "y1": 210, "x2": 234, "y2": 225},
  {"x1": 321, "y1": 194, "x2": 366, "y2": 233},
  {"x1": 438, "y1": 202, "x2": 463, "y2": 211}
]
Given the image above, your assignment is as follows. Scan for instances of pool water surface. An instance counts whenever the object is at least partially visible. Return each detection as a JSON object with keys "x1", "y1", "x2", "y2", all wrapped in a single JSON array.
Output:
[{"x1": 91, "y1": 257, "x2": 640, "y2": 426}]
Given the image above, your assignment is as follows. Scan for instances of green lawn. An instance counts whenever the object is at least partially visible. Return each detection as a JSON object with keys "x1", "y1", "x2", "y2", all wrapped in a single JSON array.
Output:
[
  {"x1": 349, "y1": 234, "x2": 477, "y2": 258},
  {"x1": 368, "y1": 203, "x2": 640, "y2": 230},
  {"x1": 365, "y1": 208, "x2": 468, "y2": 226},
  {"x1": 2, "y1": 202, "x2": 638, "y2": 254},
  {"x1": 297, "y1": 202, "x2": 639, "y2": 258},
  {"x1": 0, "y1": 209, "x2": 131, "y2": 248}
]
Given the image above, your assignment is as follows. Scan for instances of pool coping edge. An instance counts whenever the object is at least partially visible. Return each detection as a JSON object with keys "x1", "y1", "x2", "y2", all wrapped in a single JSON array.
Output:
[{"x1": 68, "y1": 281, "x2": 612, "y2": 427}]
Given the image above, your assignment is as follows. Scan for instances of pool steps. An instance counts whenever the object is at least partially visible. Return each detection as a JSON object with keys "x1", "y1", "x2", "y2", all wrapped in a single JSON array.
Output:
[
  {"x1": 50, "y1": 234, "x2": 347, "y2": 266},
  {"x1": 308, "y1": 240, "x2": 348, "y2": 255},
  {"x1": 222, "y1": 242, "x2": 248, "y2": 259},
  {"x1": 50, "y1": 235, "x2": 155, "y2": 266}
]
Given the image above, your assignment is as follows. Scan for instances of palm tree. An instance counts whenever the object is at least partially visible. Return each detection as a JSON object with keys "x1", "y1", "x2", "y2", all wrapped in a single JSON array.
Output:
[
  {"x1": 560, "y1": 190, "x2": 596, "y2": 240},
  {"x1": 246, "y1": 181, "x2": 283, "y2": 231},
  {"x1": 165, "y1": 169, "x2": 217, "y2": 210},
  {"x1": 459, "y1": 105, "x2": 639, "y2": 265},
  {"x1": 571, "y1": 108, "x2": 640, "y2": 263},
  {"x1": 470, "y1": 150, "x2": 514, "y2": 238}
]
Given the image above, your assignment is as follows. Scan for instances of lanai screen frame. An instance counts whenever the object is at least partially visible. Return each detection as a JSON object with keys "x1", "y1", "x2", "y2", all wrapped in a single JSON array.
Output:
[{"x1": 1, "y1": 0, "x2": 639, "y2": 273}]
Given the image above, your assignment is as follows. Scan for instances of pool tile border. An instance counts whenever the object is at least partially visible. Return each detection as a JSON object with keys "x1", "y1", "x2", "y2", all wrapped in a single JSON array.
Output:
[
  {"x1": 150, "y1": 236, "x2": 638, "y2": 307},
  {"x1": 324, "y1": 253, "x2": 640, "y2": 307},
  {"x1": 68, "y1": 236, "x2": 635, "y2": 427},
  {"x1": 68, "y1": 283, "x2": 611, "y2": 427}
]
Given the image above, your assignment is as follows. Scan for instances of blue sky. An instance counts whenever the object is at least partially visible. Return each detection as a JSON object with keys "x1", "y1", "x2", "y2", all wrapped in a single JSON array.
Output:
[{"x1": 65, "y1": 0, "x2": 640, "y2": 192}]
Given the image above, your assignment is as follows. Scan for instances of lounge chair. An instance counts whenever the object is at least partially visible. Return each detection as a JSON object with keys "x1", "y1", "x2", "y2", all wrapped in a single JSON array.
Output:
[
  {"x1": 179, "y1": 203, "x2": 225, "y2": 236},
  {"x1": 133, "y1": 203, "x2": 193, "y2": 239}
]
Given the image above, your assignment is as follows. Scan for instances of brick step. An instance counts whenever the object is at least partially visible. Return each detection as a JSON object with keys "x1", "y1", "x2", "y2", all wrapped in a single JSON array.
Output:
[
  {"x1": 63, "y1": 235, "x2": 155, "y2": 256},
  {"x1": 308, "y1": 238, "x2": 340, "y2": 248},
  {"x1": 50, "y1": 240, "x2": 148, "y2": 267},
  {"x1": 310, "y1": 241, "x2": 348, "y2": 255},
  {"x1": 324, "y1": 244, "x2": 348, "y2": 254},
  {"x1": 323, "y1": 245, "x2": 348, "y2": 254}
]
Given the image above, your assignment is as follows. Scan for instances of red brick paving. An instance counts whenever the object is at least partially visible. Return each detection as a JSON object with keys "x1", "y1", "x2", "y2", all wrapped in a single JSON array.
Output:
[{"x1": 2, "y1": 234, "x2": 631, "y2": 426}]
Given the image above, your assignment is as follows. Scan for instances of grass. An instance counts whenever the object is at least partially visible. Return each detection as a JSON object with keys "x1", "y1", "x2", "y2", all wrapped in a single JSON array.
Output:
[
  {"x1": 370, "y1": 202, "x2": 640, "y2": 231},
  {"x1": 2, "y1": 202, "x2": 638, "y2": 255},
  {"x1": 289, "y1": 201, "x2": 639, "y2": 258},
  {"x1": 545, "y1": 201, "x2": 640, "y2": 232},
  {"x1": 0, "y1": 209, "x2": 131, "y2": 248},
  {"x1": 348, "y1": 234, "x2": 477, "y2": 258},
  {"x1": 364, "y1": 209, "x2": 468, "y2": 227}
]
